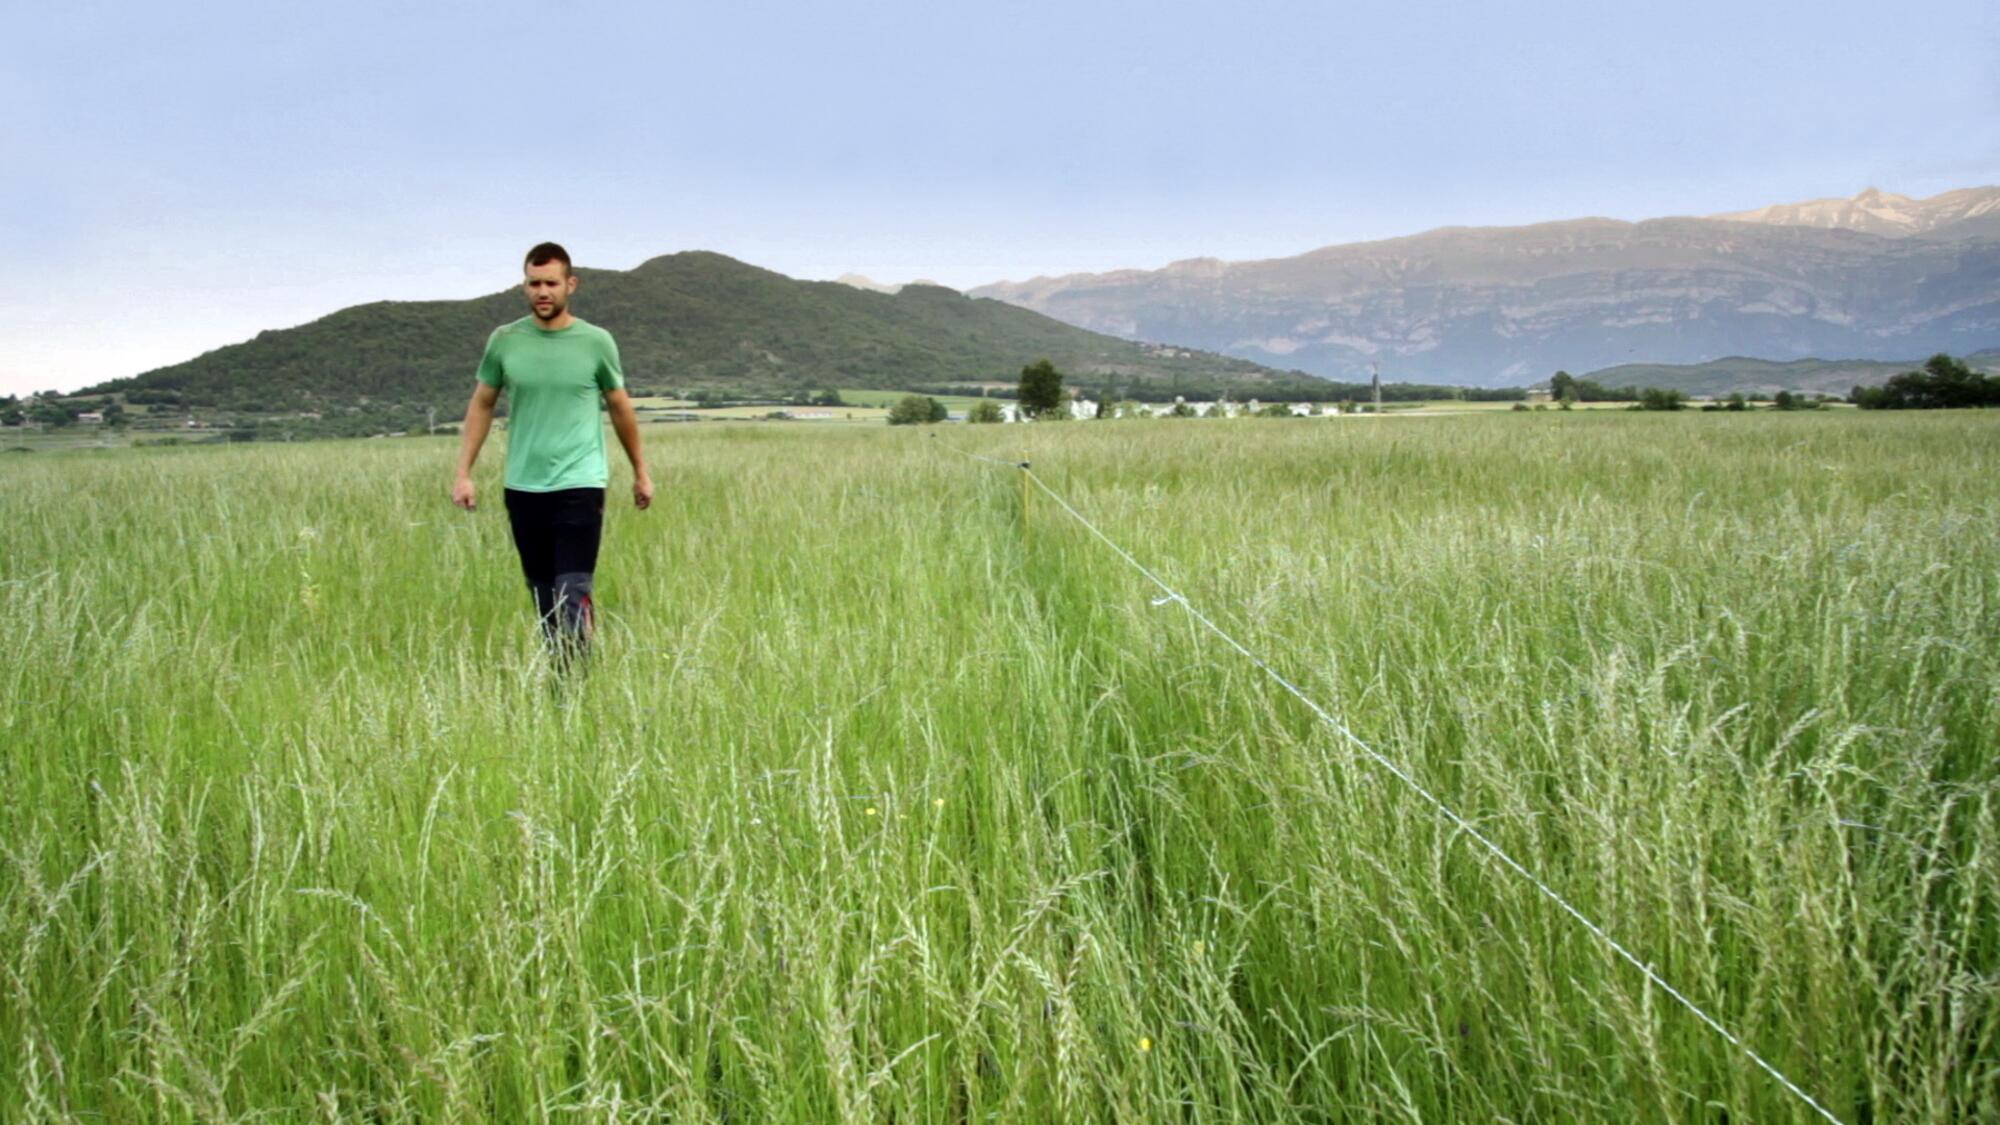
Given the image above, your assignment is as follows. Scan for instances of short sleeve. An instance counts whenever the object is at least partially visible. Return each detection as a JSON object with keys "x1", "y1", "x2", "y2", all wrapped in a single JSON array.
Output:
[
  {"x1": 596, "y1": 333, "x2": 625, "y2": 391},
  {"x1": 476, "y1": 329, "x2": 506, "y2": 388}
]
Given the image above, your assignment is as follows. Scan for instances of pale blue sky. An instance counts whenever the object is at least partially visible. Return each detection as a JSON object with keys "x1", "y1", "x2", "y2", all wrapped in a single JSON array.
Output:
[{"x1": 5, "y1": 0, "x2": 1995, "y2": 394}]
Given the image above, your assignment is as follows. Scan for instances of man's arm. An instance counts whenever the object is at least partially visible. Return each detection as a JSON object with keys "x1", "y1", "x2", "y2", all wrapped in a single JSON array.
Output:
[
  {"x1": 603, "y1": 388, "x2": 653, "y2": 510},
  {"x1": 452, "y1": 382, "x2": 501, "y2": 510}
]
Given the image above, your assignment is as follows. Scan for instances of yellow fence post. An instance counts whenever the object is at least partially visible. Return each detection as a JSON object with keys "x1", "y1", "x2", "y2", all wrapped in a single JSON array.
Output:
[{"x1": 1020, "y1": 452, "x2": 1031, "y2": 553}]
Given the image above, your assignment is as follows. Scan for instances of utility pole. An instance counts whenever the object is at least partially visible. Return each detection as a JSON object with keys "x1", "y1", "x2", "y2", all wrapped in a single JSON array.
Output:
[{"x1": 1371, "y1": 361, "x2": 1382, "y2": 416}]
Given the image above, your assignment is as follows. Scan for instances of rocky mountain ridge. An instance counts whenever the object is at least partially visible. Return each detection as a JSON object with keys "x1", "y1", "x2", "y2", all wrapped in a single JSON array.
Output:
[
  {"x1": 969, "y1": 188, "x2": 2000, "y2": 386},
  {"x1": 1708, "y1": 186, "x2": 2000, "y2": 239}
]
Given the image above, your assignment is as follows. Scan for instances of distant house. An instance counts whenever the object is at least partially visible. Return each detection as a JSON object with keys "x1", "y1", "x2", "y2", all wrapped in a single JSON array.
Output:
[
  {"x1": 998, "y1": 397, "x2": 1097, "y2": 422},
  {"x1": 76, "y1": 411, "x2": 103, "y2": 424},
  {"x1": 1525, "y1": 384, "x2": 1554, "y2": 403}
]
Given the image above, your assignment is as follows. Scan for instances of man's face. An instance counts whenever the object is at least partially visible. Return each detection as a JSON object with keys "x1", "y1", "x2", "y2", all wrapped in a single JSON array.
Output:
[{"x1": 523, "y1": 260, "x2": 576, "y2": 322}]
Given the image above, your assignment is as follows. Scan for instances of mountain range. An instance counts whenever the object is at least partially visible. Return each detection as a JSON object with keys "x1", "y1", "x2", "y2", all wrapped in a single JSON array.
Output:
[
  {"x1": 969, "y1": 187, "x2": 2000, "y2": 387},
  {"x1": 85, "y1": 187, "x2": 2000, "y2": 411}
]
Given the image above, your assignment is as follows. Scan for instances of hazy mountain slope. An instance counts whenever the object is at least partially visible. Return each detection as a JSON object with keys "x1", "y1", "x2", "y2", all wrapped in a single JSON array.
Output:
[
  {"x1": 1579, "y1": 356, "x2": 1914, "y2": 397},
  {"x1": 1575, "y1": 347, "x2": 2000, "y2": 397},
  {"x1": 971, "y1": 189, "x2": 2000, "y2": 387}
]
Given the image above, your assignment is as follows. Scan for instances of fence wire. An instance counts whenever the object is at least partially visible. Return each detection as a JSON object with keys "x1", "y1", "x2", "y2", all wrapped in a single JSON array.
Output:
[{"x1": 941, "y1": 437, "x2": 1844, "y2": 1125}]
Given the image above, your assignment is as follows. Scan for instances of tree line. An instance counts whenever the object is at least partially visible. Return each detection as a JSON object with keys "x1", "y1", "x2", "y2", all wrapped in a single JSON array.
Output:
[{"x1": 1849, "y1": 354, "x2": 2000, "y2": 409}]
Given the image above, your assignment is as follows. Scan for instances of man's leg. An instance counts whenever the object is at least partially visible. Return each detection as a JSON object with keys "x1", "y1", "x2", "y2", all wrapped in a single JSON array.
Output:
[
  {"x1": 504, "y1": 489, "x2": 562, "y2": 650},
  {"x1": 547, "y1": 488, "x2": 606, "y2": 666}
]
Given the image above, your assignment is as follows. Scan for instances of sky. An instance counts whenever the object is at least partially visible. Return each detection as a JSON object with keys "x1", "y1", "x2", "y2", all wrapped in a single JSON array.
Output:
[{"x1": 4, "y1": 0, "x2": 1996, "y2": 396}]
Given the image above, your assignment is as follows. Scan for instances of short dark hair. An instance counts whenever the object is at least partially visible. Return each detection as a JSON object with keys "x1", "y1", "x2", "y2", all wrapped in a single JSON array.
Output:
[{"x1": 524, "y1": 242, "x2": 572, "y2": 276}]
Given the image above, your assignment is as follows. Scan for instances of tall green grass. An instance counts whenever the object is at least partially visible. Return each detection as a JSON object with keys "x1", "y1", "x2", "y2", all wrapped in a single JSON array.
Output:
[{"x1": 2, "y1": 413, "x2": 1994, "y2": 1120}]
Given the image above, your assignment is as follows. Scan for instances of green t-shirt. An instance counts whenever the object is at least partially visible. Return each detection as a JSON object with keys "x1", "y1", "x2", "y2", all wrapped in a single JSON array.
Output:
[{"x1": 476, "y1": 317, "x2": 625, "y2": 492}]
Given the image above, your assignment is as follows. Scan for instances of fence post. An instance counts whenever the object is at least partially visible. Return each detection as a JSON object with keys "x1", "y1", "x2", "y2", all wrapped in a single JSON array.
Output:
[{"x1": 1020, "y1": 452, "x2": 1031, "y2": 552}]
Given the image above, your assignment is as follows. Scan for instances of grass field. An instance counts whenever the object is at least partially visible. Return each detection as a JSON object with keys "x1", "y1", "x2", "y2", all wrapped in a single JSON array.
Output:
[{"x1": 2, "y1": 413, "x2": 1995, "y2": 1120}]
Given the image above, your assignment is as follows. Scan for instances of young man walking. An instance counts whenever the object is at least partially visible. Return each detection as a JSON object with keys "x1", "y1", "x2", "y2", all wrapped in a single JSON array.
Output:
[{"x1": 452, "y1": 242, "x2": 654, "y2": 665}]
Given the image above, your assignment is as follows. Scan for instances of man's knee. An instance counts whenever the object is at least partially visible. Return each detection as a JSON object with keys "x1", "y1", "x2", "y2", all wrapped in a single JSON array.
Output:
[
  {"x1": 530, "y1": 582, "x2": 559, "y2": 621},
  {"x1": 553, "y1": 572, "x2": 595, "y2": 633}
]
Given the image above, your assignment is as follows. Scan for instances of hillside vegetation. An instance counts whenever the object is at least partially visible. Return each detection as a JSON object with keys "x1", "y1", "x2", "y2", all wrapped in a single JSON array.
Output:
[{"x1": 85, "y1": 253, "x2": 1301, "y2": 412}]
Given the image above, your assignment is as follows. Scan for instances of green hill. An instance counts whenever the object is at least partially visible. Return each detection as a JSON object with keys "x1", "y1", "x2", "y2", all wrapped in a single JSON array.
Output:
[
  {"x1": 85, "y1": 252, "x2": 1303, "y2": 412},
  {"x1": 1579, "y1": 354, "x2": 1985, "y2": 398}
]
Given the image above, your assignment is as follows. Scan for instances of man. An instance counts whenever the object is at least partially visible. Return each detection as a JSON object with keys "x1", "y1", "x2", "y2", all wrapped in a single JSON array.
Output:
[{"x1": 452, "y1": 242, "x2": 654, "y2": 665}]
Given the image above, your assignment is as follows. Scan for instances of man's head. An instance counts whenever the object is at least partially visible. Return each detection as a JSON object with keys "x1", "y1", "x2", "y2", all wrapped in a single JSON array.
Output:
[{"x1": 522, "y1": 242, "x2": 577, "y2": 324}]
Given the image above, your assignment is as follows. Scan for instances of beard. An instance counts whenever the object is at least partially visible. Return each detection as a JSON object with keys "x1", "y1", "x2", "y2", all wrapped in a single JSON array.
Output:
[{"x1": 532, "y1": 299, "x2": 566, "y2": 322}]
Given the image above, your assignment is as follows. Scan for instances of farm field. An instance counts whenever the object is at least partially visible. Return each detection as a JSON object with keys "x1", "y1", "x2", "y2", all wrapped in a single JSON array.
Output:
[{"x1": 1, "y1": 413, "x2": 1995, "y2": 1121}]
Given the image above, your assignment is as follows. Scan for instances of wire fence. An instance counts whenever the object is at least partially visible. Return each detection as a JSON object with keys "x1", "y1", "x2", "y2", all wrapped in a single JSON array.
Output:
[{"x1": 936, "y1": 434, "x2": 1845, "y2": 1125}]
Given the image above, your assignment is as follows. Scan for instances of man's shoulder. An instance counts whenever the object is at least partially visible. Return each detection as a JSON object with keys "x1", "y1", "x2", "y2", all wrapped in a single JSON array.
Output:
[
  {"x1": 569, "y1": 318, "x2": 618, "y2": 346},
  {"x1": 487, "y1": 317, "x2": 537, "y2": 343}
]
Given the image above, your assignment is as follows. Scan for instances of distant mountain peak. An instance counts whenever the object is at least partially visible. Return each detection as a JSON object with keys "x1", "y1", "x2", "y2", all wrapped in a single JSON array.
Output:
[
  {"x1": 1708, "y1": 185, "x2": 1999, "y2": 236},
  {"x1": 834, "y1": 273, "x2": 900, "y2": 294}
]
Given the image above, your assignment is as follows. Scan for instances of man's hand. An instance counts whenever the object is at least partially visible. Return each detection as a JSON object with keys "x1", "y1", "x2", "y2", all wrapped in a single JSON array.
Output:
[
  {"x1": 604, "y1": 388, "x2": 652, "y2": 511},
  {"x1": 453, "y1": 383, "x2": 499, "y2": 511}
]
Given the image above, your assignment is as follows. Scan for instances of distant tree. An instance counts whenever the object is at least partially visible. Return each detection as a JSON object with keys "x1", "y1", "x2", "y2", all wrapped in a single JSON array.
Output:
[
  {"x1": 1638, "y1": 387, "x2": 1688, "y2": 411},
  {"x1": 1017, "y1": 359, "x2": 1064, "y2": 419},
  {"x1": 1169, "y1": 400, "x2": 1197, "y2": 418},
  {"x1": 1569, "y1": 378, "x2": 1639, "y2": 403},
  {"x1": 1850, "y1": 384, "x2": 1890, "y2": 410},
  {"x1": 1862, "y1": 353, "x2": 1999, "y2": 409},
  {"x1": 887, "y1": 394, "x2": 944, "y2": 425},
  {"x1": 1725, "y1": 393, "x2": 1748, "y2": 411},
  {"x1": 810, "y1": 388, "x2": 845, "y2": 406},
  {"x1": 29, "y1": 402, "x2": 75, "y2": 427},
  {"x1": 1258, "y1": 402, "x2": 1293, "y2": 418},
  {"x1": 966, "y1": 398, "x2": 1005, "y2": 424},
  {"x1": 1, "y1": 408, "x2": 21, "y2": 427},
  {"x1": 1550, "y1": 371, "x2": 1576, "y2": 401},
  {"x1": 1772, "y1": 390, "x2": 1807, "y2": 411},
  {"x1": 102, "y1": 403, "x2": 129, "y2": 428}
]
